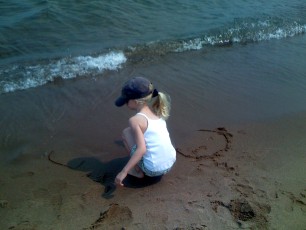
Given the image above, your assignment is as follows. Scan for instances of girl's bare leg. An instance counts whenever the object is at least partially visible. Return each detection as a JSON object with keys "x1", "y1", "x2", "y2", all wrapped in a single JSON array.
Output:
[
  {"x1": 122, "y1": 127, "x2": 144, "y2": 178},
  {"x1": 128, "y1": 165, "x2": 144, "y2": 178},
  {"x1": 122, "y1": 127, "x2": 135, "y2": 152}
]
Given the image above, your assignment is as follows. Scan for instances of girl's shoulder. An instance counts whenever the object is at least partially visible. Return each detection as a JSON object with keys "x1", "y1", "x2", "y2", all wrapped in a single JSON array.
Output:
[
  {"x1": 129, "y1": 114, "x2": 148, "y2": 132},
  {"x1": 129, "y1": 113, "x2": 147, "y2": 125}
]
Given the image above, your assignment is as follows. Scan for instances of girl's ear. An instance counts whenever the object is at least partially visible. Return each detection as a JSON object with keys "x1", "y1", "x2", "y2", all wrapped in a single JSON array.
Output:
[{"x1": 135, "y1": 99, "x2": 144, "y2": 105}]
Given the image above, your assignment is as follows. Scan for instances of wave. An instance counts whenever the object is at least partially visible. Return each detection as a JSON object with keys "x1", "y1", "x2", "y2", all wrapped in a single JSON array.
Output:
[
  {"x1": 0, "y1": 52, "x2": 127, "y2": 93},
  {"x1": 0, "y1": 16, "x2": 305, "y2": 94},
  {"x1": 177, "y1": 17, "x2": 306, "y2": 51},
  {"x1": 126, "y1": 16, "x2": 306, "y2": 57}
]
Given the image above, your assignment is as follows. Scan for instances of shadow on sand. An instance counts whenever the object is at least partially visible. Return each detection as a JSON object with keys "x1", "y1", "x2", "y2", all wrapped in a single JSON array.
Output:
[{"x1": 66, "y1": 156, "x2": 162, "y2": 199}]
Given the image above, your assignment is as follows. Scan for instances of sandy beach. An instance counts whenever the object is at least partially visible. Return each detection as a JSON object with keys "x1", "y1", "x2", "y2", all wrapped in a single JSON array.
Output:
[
  {"x1": 1, "y1": 110, "x2": 305, "y2": 229},
  {"x1": 1, "y1": 1, "x2": 306, "y2": 229}
]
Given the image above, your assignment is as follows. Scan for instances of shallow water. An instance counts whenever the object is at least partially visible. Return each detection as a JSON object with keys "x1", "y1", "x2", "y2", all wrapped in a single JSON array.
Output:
[{"x1": 1, "y1": 34, "x2": 306, "y2": 164}]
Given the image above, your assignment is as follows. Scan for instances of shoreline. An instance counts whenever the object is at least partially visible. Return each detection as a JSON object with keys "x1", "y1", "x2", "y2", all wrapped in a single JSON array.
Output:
[
  {"x1": 1, "y1": 111, "x2": 305, "y2": 229},
  {"x1": 1, "y1": 35, "x2": 306, "y2": 229}
]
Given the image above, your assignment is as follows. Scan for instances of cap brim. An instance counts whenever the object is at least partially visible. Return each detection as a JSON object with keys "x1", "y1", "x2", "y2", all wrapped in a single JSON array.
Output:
[{"x1": 115, "y1": 96, "x2": 127, "y2": 107}]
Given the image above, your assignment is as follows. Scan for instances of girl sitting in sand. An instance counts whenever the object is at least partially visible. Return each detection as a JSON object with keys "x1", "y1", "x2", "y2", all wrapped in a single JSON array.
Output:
[{"x1": 114, "y1": 76, "x2": 176, "y2": 186}]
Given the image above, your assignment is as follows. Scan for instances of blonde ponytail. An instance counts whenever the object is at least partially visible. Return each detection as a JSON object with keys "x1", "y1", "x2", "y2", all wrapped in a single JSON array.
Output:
[
  {"x1": 151, "y1": 91, "x2": 171, "y2": 120},
  {"x1": 135, "y1": 82, "x2": 171, "y2": 120}
]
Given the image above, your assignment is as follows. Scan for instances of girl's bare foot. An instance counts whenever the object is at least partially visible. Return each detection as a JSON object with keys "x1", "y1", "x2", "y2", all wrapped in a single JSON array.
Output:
[{"x1": 128, "y1": 166, "x2": 144, "y2": 178}]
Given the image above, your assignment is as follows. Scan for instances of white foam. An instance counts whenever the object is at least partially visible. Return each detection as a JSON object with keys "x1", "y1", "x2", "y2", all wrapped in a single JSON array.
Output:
[
  {"x1": 1, "y1": 51, "x2": 127, "y2": 93},
  {"x1": 75, "y1": 52, "x2": 127, "y2": 72},
  {"x1": 175, "y1": 19, "x2": 306, "y2": 53},
  {"x1": 176, "y1": 38, "x2": 204, "y2": 52}
]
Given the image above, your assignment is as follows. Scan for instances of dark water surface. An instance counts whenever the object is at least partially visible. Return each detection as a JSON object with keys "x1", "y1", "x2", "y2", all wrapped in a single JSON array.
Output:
[{"x1": 1, "y1": 0, "x2": 306, "y2": 92}]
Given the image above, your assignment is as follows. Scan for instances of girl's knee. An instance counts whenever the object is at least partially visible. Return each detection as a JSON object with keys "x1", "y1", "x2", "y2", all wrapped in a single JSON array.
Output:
[
  {"x1": 122, "y1": 127, "x2": 135, "y2": 150},
  {"x1": 122, "y1": 127, "x2": 132, "y2": 140}
]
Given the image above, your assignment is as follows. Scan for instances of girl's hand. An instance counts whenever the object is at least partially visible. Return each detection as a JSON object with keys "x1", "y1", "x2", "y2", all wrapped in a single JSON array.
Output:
[{"x1": 115, "y1": 171, "x2": 127, "y2": 186}]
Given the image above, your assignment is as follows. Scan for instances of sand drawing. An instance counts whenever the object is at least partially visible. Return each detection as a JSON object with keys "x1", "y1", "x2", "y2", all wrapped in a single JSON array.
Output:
[
  {"x1": 175, "y1": 127, "x2": 274, "y2": 229},
  {"x1": 176, "y1": 127, "x2": 233, "y2": 160}
]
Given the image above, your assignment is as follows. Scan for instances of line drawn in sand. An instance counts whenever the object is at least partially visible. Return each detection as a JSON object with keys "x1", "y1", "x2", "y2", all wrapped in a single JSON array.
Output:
[{"x1": 176, "y1": 127, "x2": 233, "y2": 160}]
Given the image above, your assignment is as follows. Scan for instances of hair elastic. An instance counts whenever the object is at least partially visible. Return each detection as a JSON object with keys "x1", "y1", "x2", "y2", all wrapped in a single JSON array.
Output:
[{"x1": 152, "y1": 89, "x2": 159, "y2": 97}]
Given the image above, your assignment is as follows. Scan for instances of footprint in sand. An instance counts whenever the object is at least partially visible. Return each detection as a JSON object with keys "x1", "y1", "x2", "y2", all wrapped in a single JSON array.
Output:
[
  {"x1": 210, "y1": 198, "x2": 270, "y2": 229},
  {"x1": 86, "y1": 203, "x2": 133, "y2": 229},
  {"x1": 277, "y1": 189, "x2": 306, "y2": 212}
]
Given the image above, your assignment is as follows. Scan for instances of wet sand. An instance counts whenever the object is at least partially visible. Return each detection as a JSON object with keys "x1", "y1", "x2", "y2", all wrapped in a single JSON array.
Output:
[{"x1": 0, "y1": 111, "x2": 305, "y2": 229}]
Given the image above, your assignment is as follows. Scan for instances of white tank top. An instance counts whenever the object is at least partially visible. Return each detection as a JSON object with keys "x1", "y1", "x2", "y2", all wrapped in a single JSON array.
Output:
[{"x1": 137, "y1": 113, "x2": 176, "y2": 172}]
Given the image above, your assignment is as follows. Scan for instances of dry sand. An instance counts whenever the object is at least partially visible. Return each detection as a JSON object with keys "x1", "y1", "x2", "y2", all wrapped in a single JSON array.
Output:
[{"x1": 0, "y1": 112, "x2": 306, "y2": 230}]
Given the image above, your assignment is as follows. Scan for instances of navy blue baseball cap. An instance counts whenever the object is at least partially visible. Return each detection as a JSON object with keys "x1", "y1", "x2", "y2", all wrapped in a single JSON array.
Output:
[{"x1": 115, "y1": 77, "x2": 153, "y2": 107}]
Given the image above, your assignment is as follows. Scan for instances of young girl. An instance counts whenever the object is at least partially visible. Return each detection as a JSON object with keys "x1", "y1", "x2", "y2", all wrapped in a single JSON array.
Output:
[{"x1": 114, "y1": 76, "x2": 176, "y2": 186}]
